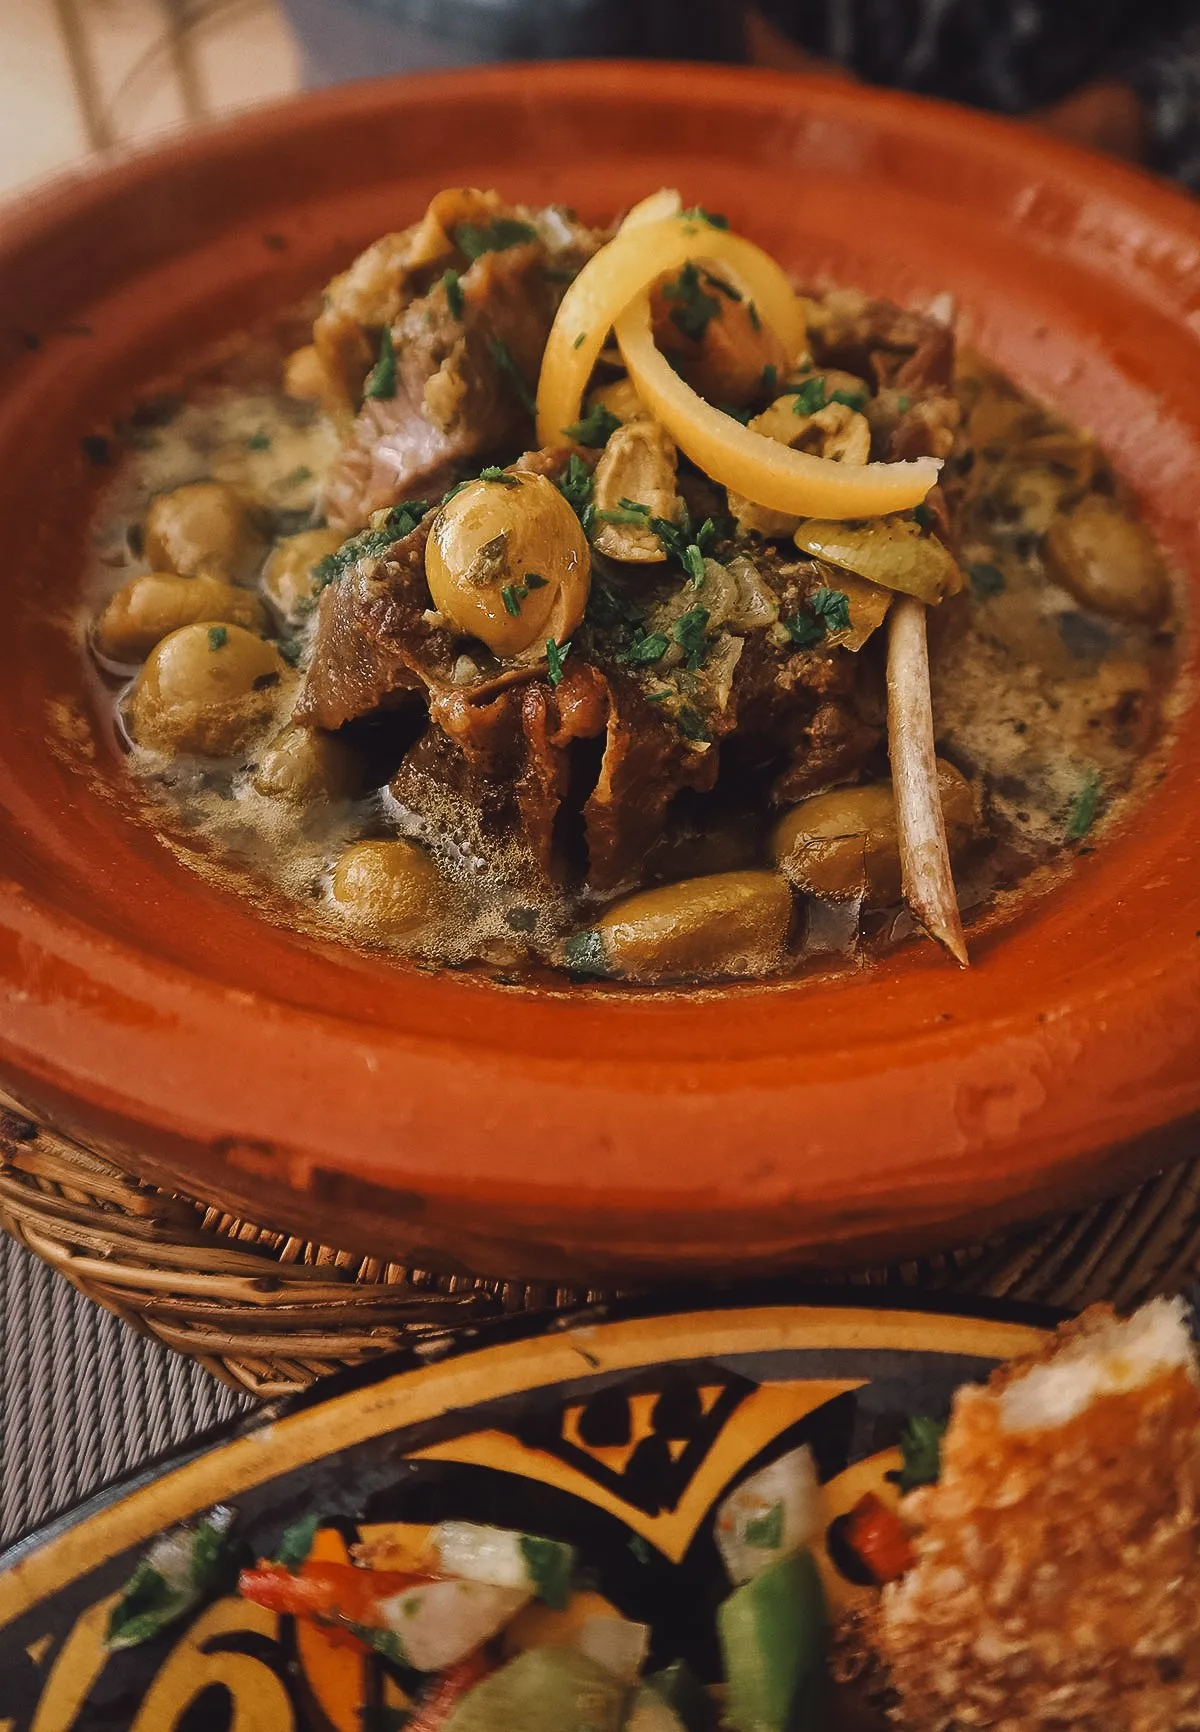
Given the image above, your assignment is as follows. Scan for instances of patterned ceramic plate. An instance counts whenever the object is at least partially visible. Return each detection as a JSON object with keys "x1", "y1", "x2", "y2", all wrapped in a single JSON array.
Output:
[{"x1": 0, "y1": 1293, "x2": 1051, "y2": 1731}]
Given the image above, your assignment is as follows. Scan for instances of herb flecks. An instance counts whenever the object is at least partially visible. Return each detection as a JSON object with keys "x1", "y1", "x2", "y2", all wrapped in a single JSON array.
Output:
[
  {"x1": 968, "y1": 561, "x2": 1005, "y2": 599},
  {"x1": 246, "y1": 430, "x2": 271, "y2": 451},
  {"x1": 564, "y1": 403, "x2": 621, "y2": 448},
  {"x1": 454, "y1": 216, "x2": 537, "y2": 261},
  {"x1": 1066, "y1": 770, "x2": 1102, "y2": 842},
  {"x1": 899, "y1": 1416, "x2": 947, "y2": 1493},
  {"x1": 489, "y1": 337, "x2": 537, "y2": 415},
  {"x1": 363, "y1": 327, "x2": 397, "y2": 400},
  {"x1": 676, "y1": 704, "x2": 711, "y2": 744},
  {"x1": 673, "y1": 606, "x2": 710, "y2": 671},
  {"x1": 557, "y1": 453, "x2": 594, "y2": 514},
  {"x1": 743, "y1": 1501, "x2": 784, "y2": 1549},
  {"x1": 274, "y1": 1512, "x2": 320, "y2": 1570},
  {"x1": 441, "y1": 268, "x2": 465, "y2": 320},
  {"x1": 662, "y1": 262, "x2": 722, "y2": 344},
  {"x1": 783, "y1": 586, "x2": 851, "y2": 649},
  {"x1": 207, "y1": 625, "x2": 228, "y2": 651},
  {"x1": 680, "y1": 206, "x2": 729, "y2": 230},
  {"x1": 313, "y1": 501, "x2": 432, "y2": 589},
  {"x1": 617, "y1": 630, "x2": 669, "y2": 667},
  {"x1": 792, "y1": 375, "x2": 827, "y2": 416},
  {"x1": 546, "y1": 638, "x2": 570, "y2": 687},
  {"x1": 478, "y1": 465, "x2": 521, "y2": 488}
]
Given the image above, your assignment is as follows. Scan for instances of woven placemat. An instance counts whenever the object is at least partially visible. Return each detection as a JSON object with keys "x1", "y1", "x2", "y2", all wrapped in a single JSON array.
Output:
[{"x1": 4, "y1": 1080, "x2": 1200, "y2": 1550}]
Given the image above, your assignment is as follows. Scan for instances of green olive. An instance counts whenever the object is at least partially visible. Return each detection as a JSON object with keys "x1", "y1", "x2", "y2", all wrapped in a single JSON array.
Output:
[
  {"x1": 128, "y1": 623, "x2": 291, "y2": 757},
  {"x1": 143, "y1": 482, "x2": 255, "y2": 580},
  {"x1": 590, "y1": 870, "x2": 793, "y2": 981},
  {"x1": 425, "y1": 472, "x2": 590, "y2": 658},
  {"x1": 329, "y1": 839, "x2": 448, "y2": 939},
  {"x1": 94, "y1": 572, "x2": 266, "y2": 664},
  {"x1": 262, "y1": 529, "x2": 344, "y2": 621},
  {"x1": 253, "y1": 723, "x2": 363, "y2": 802},
  {"x1": 771, "y1": 762, "x2": 975, "y2": 903},
  {"x1": 1043, "y1": 495, "x2": 1170, "y2": 624}
]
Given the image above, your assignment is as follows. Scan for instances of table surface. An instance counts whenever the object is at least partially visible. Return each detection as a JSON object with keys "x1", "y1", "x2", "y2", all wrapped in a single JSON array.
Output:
[{"x1": 0, "y1": 1233, "x2": 251, "y2": 1551}]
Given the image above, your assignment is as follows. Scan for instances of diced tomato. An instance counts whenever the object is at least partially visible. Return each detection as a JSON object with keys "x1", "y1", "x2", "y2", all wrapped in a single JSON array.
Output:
[
  {"x1": 406, "y1": 1651, "x2": 493, "y2": 1732},
  {"x1": 239, "y1": 1560, "x2": 430, "y2": 1625},
  {"x1": 844, "y1": 1493, "x2": 915, "y2": 1585}
]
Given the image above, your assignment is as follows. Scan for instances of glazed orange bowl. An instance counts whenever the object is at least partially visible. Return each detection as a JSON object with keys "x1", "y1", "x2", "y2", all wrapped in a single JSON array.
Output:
[{"x1": 1, "y1": 63, "x2": 1198, "y2": 1282}]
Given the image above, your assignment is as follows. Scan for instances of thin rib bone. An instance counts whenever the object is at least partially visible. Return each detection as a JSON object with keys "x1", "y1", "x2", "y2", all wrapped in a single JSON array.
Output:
[{"x1": 887, "y1": 594, "x2": 969, "y2": 967}]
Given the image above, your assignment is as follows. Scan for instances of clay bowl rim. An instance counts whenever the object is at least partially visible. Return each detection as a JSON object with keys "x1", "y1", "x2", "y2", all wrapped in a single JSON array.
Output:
[{"x1": 0, "y1": 61, "x2": 1198, "y2": 1272}]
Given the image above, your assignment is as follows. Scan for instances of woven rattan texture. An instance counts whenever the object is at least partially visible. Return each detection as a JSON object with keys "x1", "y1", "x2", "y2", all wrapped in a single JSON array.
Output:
[{"x1": 4, "y1": 1085, "x2": 1200, "y2": 1404}]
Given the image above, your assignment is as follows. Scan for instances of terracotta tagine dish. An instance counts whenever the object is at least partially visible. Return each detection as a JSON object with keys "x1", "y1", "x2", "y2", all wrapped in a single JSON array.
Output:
[{"x1": 0, "y1": 63, "x2": 1197, "y2": 1282}]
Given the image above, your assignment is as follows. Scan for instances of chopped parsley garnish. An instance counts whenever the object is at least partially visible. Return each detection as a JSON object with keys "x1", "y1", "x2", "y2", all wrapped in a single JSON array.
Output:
[
  {"x1": 573, "y1": 331, "x2": 587, "y2": 350},
  {"x1": 363, "y1": 326, "x2": 397, "y2": 399},
  {"x1": 488, "y1": 337, "x2": 537, "y2": 414},
  {"x1": 501, "y1": 585, "x2": 523, "y2": 617},
  {"x1": 313, "y1": 500, "x2": 432, "y2": 589},
  {"x1": 830, "y1": 388, "x2": 868, "y2": 412},
  {"x1": 478, "y1": 465, "x2": 520, "y2": 487},
  {"x1": 106, "y1": 1509, "x2": 235, "y2": 1651},
  {"x1": 761, "y1": 362, "x2": 778, "y2": 394},
  {"x1": 742, "y1": 1501, "x2": 784, "y2": 1549},
  {"x1": 649, "y1": 509, "x2": 718, "y2": 566},
  {"x1": 682, "y1": 544, "x2": 707, "y2": 587},
  {"x1": 747, "y1": 300, "x2": 762, "y2": 332},
  {"x1": 792, "y1": 375, "x2": 827, "y2": 416},
  {"x1": 898, "y1": 1415, "x2": 947, "y2": 1493},
  {"x1": 809, "y1": 586, "x2": 853, "y2": 633},
  {"x1": 557, "y1": 452, "x2": 594, "y2": 513},
  {"x1": 587, "y1": 576, "x2": 643, "y2": 631},
  {"x1": 617, "y1": 630, "x2": 669, "y2": 667},
  {"x1": 897, "y1": 394, "x2": 912, "y2": 413},
  {"x1": 524, "y1": 572, "x2": 548, "y2": 589},
  {"x1": 344, "y1": 1622, "x2": 406, "y2": 1666},
  {"x1": 546, "y1": 638, "x2": 570, "y2": 686},
  {"x1": 783, "y1": 611, "x2": 826, "y2": 648},
  {"x1": 702, "y1": 269, "x2": 741, "y2": 302},
  {"x1": 968, "y1": 560, "x2": 1006, "y2": 599},
  {"x1": 564, "y1": 930, "x2": 608, "y2": 978},
  {"x1": 595, "y1": 505, "x2": 651, "y2": 527},
  {"x1": 564, "y1": 402, "x2": 621, "y2": 448},
  {"x1": 673, "y1": 606, "x2": 710, "y2": 670},
  {"x1": 441, "y1": 267, "x2": 465, "y2": 320},
  {"x1": 207, "y1": 625, "x2": 228, "y2": 651},
  {"x1": 246, "y1": 430, "x2": 271, "y2": 450},
  {"x1": 676, "y1": 704, "x2": 711, "y2": 743},
  {"x1": 280, "y1": 465, "x2": 313, "y2": 489},
  {"x1": 1065, "y1": 770, "x2": 1102, "y2": 842},
  {"x1": 681, "y1": 205, "x2": 729, "y2": 229},
  {"x1": 454, "y1": 216, "x2": 537, "y2": 260},
  {"x1": 662, "y1": 262, "x2": 722, "y2": 343},
  {"x1": 274, "y1": 1511, "x2": 320, "y2": 1570},
  {"x1": 646, "y1": 688, "x2": 672, "y2": 702},
  {"x1": 518, "y1": 1535, "x2": 576, "y2": 1611}
]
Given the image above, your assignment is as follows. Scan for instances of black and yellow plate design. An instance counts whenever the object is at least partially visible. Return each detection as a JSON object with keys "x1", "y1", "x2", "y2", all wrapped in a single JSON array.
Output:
[{"x1": 0, "y1": 1293, "x2": 1050, "y2": 1731}]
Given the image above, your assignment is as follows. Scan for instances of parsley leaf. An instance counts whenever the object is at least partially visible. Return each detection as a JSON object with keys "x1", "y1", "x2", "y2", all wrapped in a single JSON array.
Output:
[
  {"x1": 246, "y1": 430, "x2": 271, "y2": 451},
  {"x1": 564, "y1": 930, "x2": 608, "y2": 978},
  {"x1": 488, "y1": 338, "x2": 537, "y2": 415},
  {"x1": 809, "y1": 586, "x2": 852, "y2": 633},
  {"x1": 742, "y1": 1501, "x2": 784, "y2": 1549},
  {"x1": 702, "y1": 269, "x2": 741, "y2": 302},
  {"x1": 440, "y1": 268, "x2": 464, "y2": 320},
  {"x1": 682, "y1": 544, "x2": 707, "y2": 588},
  {"x1": 454, "y1": 216, "x2": 537, "y2": 260},
  {"x1": 595, "y1": 505, "x2": 651, "y2": 527},
  {"x1": 761, "y1": 362, "x2": 778, "y2": 395},
  {"x1": 573, "y1": 331, "x2": 587, "y2": 350},
  {"x1": 783, "y1": 610, "x2": 826, "y2": 648},
  {"x1": 1065, "y1": 770, "x2": 1102, "y2": 842},
  {"x1": 564, "y1": 403, "x2": 621, "y2": 448},
  {"x1": 501, "y1": 584, "x2": 523, "y2": 617},
  {"x1": 662, "y1": 262, "x2": 722, "y2": 343},
  {"x1": 312, "y1": 501, "x2": 432, "y2": 590},
  {"x1": 207, "y1": 625, "x2": 228, "y2": 651},
  {"x1": 518, "y1": 1535, "x2": 576, "y2": 1611},
  {"x1": 106, "y1": 1509, "x2": 235, "y2": 1651},
  {"x1": 617, "y1": 631, "x2": 669, "y2": 667},
  {"x1": 673, "y1": 606, "x2": 710, "y2": 670},
  {"x1": 557, "y1": 452, "x2": 594, "y2": 513},
  {"x1": 587, "y1": 577, "x2": 643, "y2": 631},
  {"x1": 478, "y1": 465, "x2": 520, "y2": 487},
  {"x1": 363, "y1": 326, "x2": 397, "y2": 400},
  {"x1": 274, "y1": 1511, "x2": 320, "y2": 1570},
  {"x1": 968, "y1": 560, "x2": 1005, "y2": 598},
  {"x1": 676, "y1": 704, "x2": 711, "y2": 743},
  {"x1": 546, "y1": 638, "x2": 570, "y2": 686},
  {"x1": 792, "y1": 375, "x2": 827, "y2": 416},
  {"x1": 899, "y1": 1415, "x2": 947, "y2": 1493},
  {"x1": 747, "y1": 300, "x2": 762, "y2": 332},
  {"x1": 830, "y1": 388, "x2": 868, "y2": 411}
]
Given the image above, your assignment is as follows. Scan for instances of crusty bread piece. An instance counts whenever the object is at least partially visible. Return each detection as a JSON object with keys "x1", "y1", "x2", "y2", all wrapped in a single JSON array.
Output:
[{"x1": 876, "y1": 1299, "x2": 1200, "y2": 1731}]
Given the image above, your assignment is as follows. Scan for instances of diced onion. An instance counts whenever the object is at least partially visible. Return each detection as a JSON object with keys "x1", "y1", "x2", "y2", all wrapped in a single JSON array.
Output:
[
  {"x1": 535, "y1": 215, "x2": 805, "y2": 449},
  {"x1": 574, "y1": 1614, "x2": 651, "y2": 1682},
  {"x1": 615, "y1": 293, "x2": 941, "y2": 521}
]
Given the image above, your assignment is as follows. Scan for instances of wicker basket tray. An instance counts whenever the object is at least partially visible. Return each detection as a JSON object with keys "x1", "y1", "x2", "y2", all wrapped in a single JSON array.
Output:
[{"x1": 3, "y1": 1085, "x2": 1199, "y2": 1399}]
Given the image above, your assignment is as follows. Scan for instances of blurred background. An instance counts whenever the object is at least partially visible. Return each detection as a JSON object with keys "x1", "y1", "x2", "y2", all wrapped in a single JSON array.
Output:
[{"x1": 2, "y1": 0, "x2": 1198, "y2": 200}]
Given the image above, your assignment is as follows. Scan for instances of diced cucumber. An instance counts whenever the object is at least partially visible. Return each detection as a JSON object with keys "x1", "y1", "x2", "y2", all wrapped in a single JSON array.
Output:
[
  {"x1": 433, "y1": 1522, "x2": 577, "y2": 1610},
  {"x1": 374, "y1": 1579, "x2": 528, "y2": 1672},
  {"x1": 648, "y1": 1661, "x2": 718, "y2": 1732},
  {"x1": 715, "y1": 1447, "x2": 821, "y2": 1585},
  {"x1": 623, "y1": 1684, "x2": 687, "y2": 1732},
  {"x1": 443, "y1": 1645, "x2": 628, "y2": 1732},
  {"x1": 717, "y1": 1551, "x2": 826, "y2": 1732}
]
